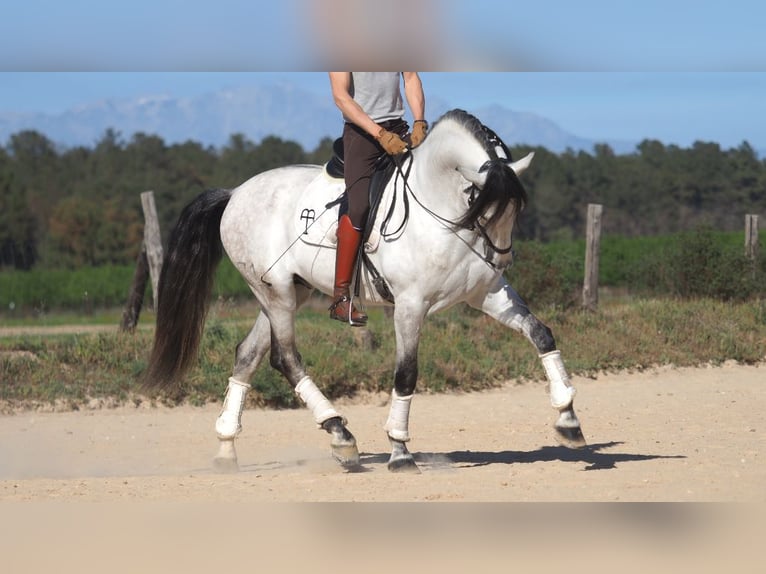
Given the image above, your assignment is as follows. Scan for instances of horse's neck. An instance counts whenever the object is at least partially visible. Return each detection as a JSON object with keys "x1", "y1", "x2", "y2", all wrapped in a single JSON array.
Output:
[
  {"x1": 424, "y1": 124, "x2": 489, "y2": 174},
  {"x1": 408, "y1": 127, "x2": 488, "y2": 206}
]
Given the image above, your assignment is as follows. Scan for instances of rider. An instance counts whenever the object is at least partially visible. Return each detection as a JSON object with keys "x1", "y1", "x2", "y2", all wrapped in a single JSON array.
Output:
[{"x1": 328, "y1": 72, "x2": 427, "y2": 326}]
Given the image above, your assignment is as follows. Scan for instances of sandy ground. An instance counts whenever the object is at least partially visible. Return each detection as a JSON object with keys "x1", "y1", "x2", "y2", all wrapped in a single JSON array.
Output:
[
  {"x1": 1, "y1": 362, "x2": 763, "y2": 501},
  {"x1": 1, "y1": 363, "x2": 764, "y2": 573}
]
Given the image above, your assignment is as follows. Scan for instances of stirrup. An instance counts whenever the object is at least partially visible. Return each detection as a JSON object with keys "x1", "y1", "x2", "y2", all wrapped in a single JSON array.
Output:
[{"x1": 329, "y1": 295, "x2": 368, "y2": 326}]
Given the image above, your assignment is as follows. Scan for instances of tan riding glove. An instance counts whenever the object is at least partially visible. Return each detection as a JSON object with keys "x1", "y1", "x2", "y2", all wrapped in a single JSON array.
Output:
[
  {"x1": 410, "y1": 120, "x2": 428, "y2": 148},
  {"x1": 376, "y1": 128, "x2": 408, "y2": 155}
]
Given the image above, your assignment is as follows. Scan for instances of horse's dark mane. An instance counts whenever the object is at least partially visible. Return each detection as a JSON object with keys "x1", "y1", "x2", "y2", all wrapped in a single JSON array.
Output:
[{"x1": 433, "y1": 109, "x2": 528, "y2": 230}]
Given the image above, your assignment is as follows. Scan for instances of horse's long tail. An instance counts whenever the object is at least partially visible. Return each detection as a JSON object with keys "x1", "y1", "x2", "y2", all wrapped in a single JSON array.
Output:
[{"x1": 143, "y1": 188, "x2": 232, "y2": 392}]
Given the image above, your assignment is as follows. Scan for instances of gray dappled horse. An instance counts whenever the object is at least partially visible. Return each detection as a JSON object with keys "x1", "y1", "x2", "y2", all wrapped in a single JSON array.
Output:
[{"x1": 143, "y1": 109, "x2": 585, "y2": 473}]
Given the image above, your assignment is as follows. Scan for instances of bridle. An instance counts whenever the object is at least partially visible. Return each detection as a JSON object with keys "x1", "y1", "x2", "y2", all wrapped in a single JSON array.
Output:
[{"x1": 384, "y1": 123, "x2": 519, "y2": 270}]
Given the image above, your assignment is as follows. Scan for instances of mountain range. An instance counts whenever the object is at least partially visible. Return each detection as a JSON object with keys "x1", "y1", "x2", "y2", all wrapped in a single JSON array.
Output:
[{"x1": 1, "y1": 83, "x2": 641, "y2": 154}]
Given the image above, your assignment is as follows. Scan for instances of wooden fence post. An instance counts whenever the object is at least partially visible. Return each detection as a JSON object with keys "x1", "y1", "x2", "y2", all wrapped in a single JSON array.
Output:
[
  {"x1": 119, "y1": 191, "x2": 163, "y2": 332},
  {"x1": 140, "y1": 191, "x2": 164, "y2": 311},
  {"x1": 745, "y1": 214, "x2": 759, "y2": 260},
  {"x1": 582, "y1": 203, "x2": 603, "y2": 311},
  {"x1": 119, "y1": 246, "x2": 150, "y2": 332}
]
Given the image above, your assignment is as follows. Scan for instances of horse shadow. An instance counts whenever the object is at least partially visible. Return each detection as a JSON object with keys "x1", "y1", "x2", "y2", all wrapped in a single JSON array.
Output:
[{"x1": 359, "y1": 441, "x2": 685, "y2": 471}]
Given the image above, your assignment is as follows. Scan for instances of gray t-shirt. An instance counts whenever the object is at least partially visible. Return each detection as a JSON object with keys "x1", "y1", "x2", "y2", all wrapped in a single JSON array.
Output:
[{"x1": 347, "y1": 72, "x2": 404, "y2": 123}]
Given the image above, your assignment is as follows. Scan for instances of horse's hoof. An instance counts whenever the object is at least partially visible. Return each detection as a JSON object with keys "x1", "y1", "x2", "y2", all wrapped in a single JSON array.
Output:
[
  {"x1": 387, "y1": 456, "x2": 421, "y2": 473},
  {"x1": 555, "y1": 424, "x2": 587, "y2": 449},
  {"x1": 212, "y1": 455, "x2": 240, "y2": 473},
  {"x1": 213, "y1": 439, "x2": 240, "y2": 473},
  {"x1": 554, "y1": 408, "x2": 587, "y2": 448},
  {"x1": 387, "y1": 437, "x2": 420, "y2": 473},
  {"x1": 323, "y1": 416, "x2": 361, "y2": 469},
  {"x1": 331, "y1": 443, "x2": 361, "y2": 469}
]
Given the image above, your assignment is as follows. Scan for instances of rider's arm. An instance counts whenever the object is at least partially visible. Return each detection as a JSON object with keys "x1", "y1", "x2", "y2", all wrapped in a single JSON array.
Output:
[
  {"x1": 402, "y1": 72, "x2": 425, "y2": 124},
  {"x1": 329, "y1": 72, "x2": 382, "y2": 138}
]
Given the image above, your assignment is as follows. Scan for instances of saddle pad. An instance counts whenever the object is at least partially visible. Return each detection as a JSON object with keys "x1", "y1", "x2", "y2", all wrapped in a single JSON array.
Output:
[{"x1": 294, "y1": 168, "x2": 383, "y2": 252}]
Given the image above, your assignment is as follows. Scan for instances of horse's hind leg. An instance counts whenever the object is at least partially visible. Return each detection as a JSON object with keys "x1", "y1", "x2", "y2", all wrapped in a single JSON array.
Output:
[
  {"x1": 267, "y1": 286, "x2": 360, "y2": 469},
  {"x1": 213, "y1": 310, "x2": 272, "y2": 472},
  {"x1": 473, "y1": 278, "x2": 586, "y2": 448}
]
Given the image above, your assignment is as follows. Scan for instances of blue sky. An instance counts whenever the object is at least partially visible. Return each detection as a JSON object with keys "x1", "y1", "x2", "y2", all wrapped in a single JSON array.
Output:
[
  {"x1": 2, "y1": 72, "x2": 764, "y2": 151},
  {"x1": 1, "y1": 1, "x2": 765, "y2": 150}
]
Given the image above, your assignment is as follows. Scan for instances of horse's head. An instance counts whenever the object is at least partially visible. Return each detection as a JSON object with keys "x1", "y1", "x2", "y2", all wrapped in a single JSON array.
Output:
[{"x1": 424, "y1": 109, "x2": 533, "y2": 231}]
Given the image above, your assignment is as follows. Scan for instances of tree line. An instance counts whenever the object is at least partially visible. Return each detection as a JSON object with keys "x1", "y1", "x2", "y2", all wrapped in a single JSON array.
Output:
[{"x1": 1, "y1": 129, "x2": 764, "y2": 270}]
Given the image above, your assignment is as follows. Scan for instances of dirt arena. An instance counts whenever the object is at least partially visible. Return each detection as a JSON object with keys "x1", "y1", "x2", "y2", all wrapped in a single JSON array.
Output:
[{"x1": 1, "y1": 363, "x2": 763, "y2": 573}]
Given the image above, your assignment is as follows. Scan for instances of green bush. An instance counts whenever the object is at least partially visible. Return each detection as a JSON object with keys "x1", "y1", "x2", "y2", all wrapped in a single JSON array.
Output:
[
  {"x1": 0, "y1": 266, "x2": 139, "y2": 315},
  {"x1": 628, "y1": 228, "x2": 764, "y2": 300},
  {"x1": 212, "y1": 257, "x2": 251, "y2": 299},
  {"x1": 505, "y1": 240, "x2": 581, "y2": 309},
  {"x1": 0, "y1": 257, "x2": 249, "y2": 317},
  {"x1": 1, "y1": 229, "x2": 763, "y2": 317}
]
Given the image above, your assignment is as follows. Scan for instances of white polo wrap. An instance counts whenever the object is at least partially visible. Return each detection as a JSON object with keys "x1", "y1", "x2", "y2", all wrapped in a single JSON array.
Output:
[
  {"x1": 295, "y1": 376, "x2": 343, "y2": 426},
  {"x1": 215, "y1": 377, "x2": 251, "y2": 439},
  {"x1": 540, "y1": 350, "x2": 576, "y2": 410},
  {"x1": 384, "y1": 390, "x2": 413, "y2": 442}
]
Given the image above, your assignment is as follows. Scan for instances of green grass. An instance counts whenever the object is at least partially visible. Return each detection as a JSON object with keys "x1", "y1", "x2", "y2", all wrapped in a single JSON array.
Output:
[
  {"x1": 2, "y1": 229, "x2": 764, "y2": 412},
  {"x1": 1, "y1": 298, "x2": 764, "y2": 413}
]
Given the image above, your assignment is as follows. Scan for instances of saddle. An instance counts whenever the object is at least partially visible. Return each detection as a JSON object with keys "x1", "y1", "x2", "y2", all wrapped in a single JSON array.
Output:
[
  {"x1": 323, "y1": 138, "x2": 401, "y2": 303},
  {"x1": 324, "y1": 138, "x2": 345, "y2": 179},
  {"x1": 324, "y1": 138, "x2": 397, "y2": 236}
]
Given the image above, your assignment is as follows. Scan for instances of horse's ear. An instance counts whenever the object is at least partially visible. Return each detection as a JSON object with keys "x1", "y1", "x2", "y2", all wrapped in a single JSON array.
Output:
[
  {"x1": 509, "y1": 152, "x2": 534, "y2": 175},
  {"x1": 457, "y1": 166, "x2": 487, "y2": 188}
]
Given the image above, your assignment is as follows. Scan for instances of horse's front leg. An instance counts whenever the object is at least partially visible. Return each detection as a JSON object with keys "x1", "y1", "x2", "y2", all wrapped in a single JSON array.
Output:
[
  {"x1": 384, "y1": 301, "x2": 428, "y2": 473},
  {"x1": 473, "y1": 277, "x2": 586, "y2": 448}
]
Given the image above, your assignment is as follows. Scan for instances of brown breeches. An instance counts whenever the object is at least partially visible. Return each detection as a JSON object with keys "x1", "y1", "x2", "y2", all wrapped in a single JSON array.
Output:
[{"x1": 342, "y1": 118, "x2": 408, "y2": 228}]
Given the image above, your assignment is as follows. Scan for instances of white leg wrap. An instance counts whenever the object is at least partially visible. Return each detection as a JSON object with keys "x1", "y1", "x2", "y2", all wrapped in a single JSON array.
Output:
[
  {"x1": 540, "y1": 350, "x2": 576, "y2": 410},
  {"x1": 215, "y1": 377, "x2": 251, "y2": 439},
  {"x1": 384, "y1": 390, "x2": 413, "y2": 442},
  {"x1": 295, "y1": 376, "x2": 344, "y2": 427}
]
